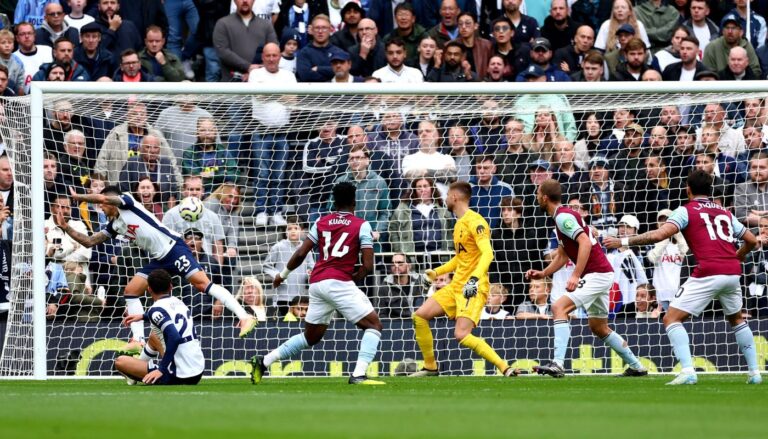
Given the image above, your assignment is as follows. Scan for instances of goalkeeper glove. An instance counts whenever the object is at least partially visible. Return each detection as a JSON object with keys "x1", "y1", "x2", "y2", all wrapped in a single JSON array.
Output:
[
  {"x1": 422, "y1": 269, "x2": 437, "y2": 288},
  {"x1": 463, "y1": 276, "x2": 479, "y2": 299}
]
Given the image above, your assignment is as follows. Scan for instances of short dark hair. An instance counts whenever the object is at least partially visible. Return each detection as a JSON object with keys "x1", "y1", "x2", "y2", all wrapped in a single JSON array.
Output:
[
  {"x1": 582, "y1": 50, "x2": 604, "y2": 65},
  {"x1": 385, "y1": 38, "x2": 405, "y2": 50},
  {"x1": 102, "y1": 185, "x2": 122, "y2": 196},
  {"x1": 333, "y1": 181, "x2": 357, "y2": 209},
  {"x1": 457, "y1": 11, "x2": 477, "y2": 23},
  {"x1": 539, "y1": 179, "x2": 562, "y2": 202},
  {"x1": 147, "y1": 269, "x2": 172, "y2": 295},
  {"x1": 475, "y1": 154, "x2": 496, "y2": 165},
  {"x1": 681, "y1": 34, "x2": 700, "y2": 47},
  {"x1": 687, "y1": 169, "x2": 713, "y2": 197},
  {"x1": 449, "y1": 181, "x2": 472, "y2": 200},
  {"x1": 394, "y1": 2, "x2": 415, "y2": 15},
  {"x1": 120, "y1": 49, "x2": 139, "y2": 62},
  {"x1": 53, "y1": 36, "x2": 73, "y2": 50},
  {"x1": 289, "y1": 295, "x2": 309, "y2": 306},
  {"x1": 490, "y1": 16, "x2": 513, "y2": 30},
  {"x1": 623, "y1": 37, "x2": 646, "y2": 53},
  {"x1": 0, "y1": 64, "x2": 8, "y2": 77},
  {"x1": 145, "y1": 24, "x2": 165, "y2": 38},
  {"x1": 444, "y1": 41, "x2": 466, "y2": 53}
]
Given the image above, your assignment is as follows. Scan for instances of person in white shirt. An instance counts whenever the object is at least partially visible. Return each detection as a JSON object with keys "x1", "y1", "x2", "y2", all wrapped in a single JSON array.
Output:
[
  {"x1": 647, "y1": 208, "x2": 687, "y2": 311},
  {"x1": 373, "y1": 38, "x2": 423, "y2": 83},
  {"x1": 64, "y1": 0, "x2": 95, "y2": 32},
  {"x1": 402, "y1": 120, "x2": 457, "y2": 183},
  {"x1": 248, "y1": 42, "x2": 296, "y2": 226},
  {"x1": 481, "y1": 283, "x2": 512, "y2": 320},
  {"x1": 13, "y1": 22, "x2": 53, "y2": 94}
]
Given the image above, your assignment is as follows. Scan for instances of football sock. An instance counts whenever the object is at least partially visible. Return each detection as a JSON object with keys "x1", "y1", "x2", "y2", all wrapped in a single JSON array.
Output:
[
  {"x1": 601, "y1": 331, "x2": 642, "y2": 370},
  {"x1": 553, "y1": 319, "x2": 570, "y2": 367},
  {"x1": 352, "y1": 329, "x2": 381, "y2": 377},
  {"x1": 264, "y1": 333, "x2": 309, "y2": 367},
  {"x1": 666, "y1": 323, "x2": 694, "y2": 374},
  {"x1": 413, "y1": 315, "x2": 437, "y2": 370},
  {"x1": 139, "y1": 345, "x2": 159, "y2": 361},
  {"x1": 125, "y1": 297, "x2": 145, "y2": 342},
  {"x1": 732, "y1": 322, "x2": 758, "y2": 373},
  {"x1": 206, "y1": 283, "x2": 249, "y2": 320},
  {"x1": 459, "y1": 333, "x2": 508, "y2": 372}
]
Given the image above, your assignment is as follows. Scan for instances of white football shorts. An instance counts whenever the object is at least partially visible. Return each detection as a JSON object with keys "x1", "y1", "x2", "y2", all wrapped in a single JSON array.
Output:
[
  {"x1": 305, "y1": 279, "x2": 374, "y2": 325},
  {"x1": 670, "y1": 275, "x2": 742, "y2": 317},
  {"x1": 564, "y1": 272, "x2": 614, "y2": 319}
]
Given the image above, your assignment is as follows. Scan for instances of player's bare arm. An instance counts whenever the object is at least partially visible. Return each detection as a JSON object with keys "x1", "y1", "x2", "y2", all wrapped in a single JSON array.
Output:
[
  {"x1": 273, "y1": 237, "x2": 315, "y2": 288},
  {"x1": 68, "y1": 186, "x2": 123, "y2": 206},
  {"x1": 736, "y1": 229, "x2": 758, "y2": 261},
  {"x1": 604, "y1": 223, "x2": 679, "y2": 248},
  {"x1": 352, "y1": 247, "x2": 374, "y2": 282},
  {"x1": 53, "y1": 211, "x2": 109, "y2": 248}
]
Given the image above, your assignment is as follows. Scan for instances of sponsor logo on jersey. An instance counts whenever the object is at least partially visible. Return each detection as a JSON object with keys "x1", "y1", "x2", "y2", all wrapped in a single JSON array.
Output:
[{"x1": 125, "y1": 224, "x2": 139, "y2": 241}]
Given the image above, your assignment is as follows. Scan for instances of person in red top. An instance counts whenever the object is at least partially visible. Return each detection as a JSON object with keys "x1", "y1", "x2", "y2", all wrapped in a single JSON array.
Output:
[
  {"x1": 527, "y1": 179, "x2": 647, "y2": 378},
  {"x1": 112, "y1": 49, "x2": 156, "y2": 82},
  {"x1": 605, "y1": 170, "x2": 761, "y2": 385},
  {"x1": 249, "y1": 182, "x2": 385, "y2": 385}
]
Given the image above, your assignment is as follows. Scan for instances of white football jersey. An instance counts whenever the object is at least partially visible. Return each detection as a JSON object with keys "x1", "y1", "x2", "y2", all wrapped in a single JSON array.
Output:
[
  {"x1": 102, "y1": 194, "x2": 181, "y2": 259},
  {"x1": 14, "y1": 46, "x2": 53, "y2": 94},
  {"x1": 147, "y1": 296, "x2": 205, "y2": 378}
]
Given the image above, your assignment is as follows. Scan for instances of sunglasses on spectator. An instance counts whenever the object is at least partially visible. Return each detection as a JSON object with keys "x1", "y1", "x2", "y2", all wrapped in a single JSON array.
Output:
[{"x1": 493, "y1": 25, "x2": 511, "y2": 32}]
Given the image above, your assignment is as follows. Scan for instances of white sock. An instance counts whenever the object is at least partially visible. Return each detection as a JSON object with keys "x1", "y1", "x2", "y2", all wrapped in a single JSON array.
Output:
[
  {"x1": 353, "y1": 329, "x2": 382, "y2": 377},
  {"x1": 125, "y1": 297, "x2": 145, "y2": 342},
  {"x1": 264, "y1": 333, "x2": 310, "y2": 366},
  {"x1": 206, "y1": 283, "x2": 249, "y2": 320},
  {"x1": 139, "y1": 345, "x2": 159, "y2": 361}
]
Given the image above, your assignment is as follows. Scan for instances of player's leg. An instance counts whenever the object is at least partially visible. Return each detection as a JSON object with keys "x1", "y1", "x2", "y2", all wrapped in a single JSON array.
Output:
[
  {"x1": 663, "y1": 307, "x2": 697, "y2": 385},
  {"x1": 114, "y1": 355, "x2": 149, "y2": 382},
  {"x1": 411, "y1": 297, "x2": 448, "y2": 375},
  {"x1": 588, "y1": 318, "x2": 646, "y2": 376},
  {"x1": 350, "y1": 311, "x2": 385, "y2": 384},
  {"x1": 188, "y1": 270, "x2": 256, "y2": 338},
  {"x1": 533, "y1": 295, "x2": 576, "y2": 378},
  {"x1": 720, "y1": 285, "x2": 762, "y2": 384},
  {"x1": 122, "y1": 275, "x2": 150, "y2": 351},
  {"x1": 454, "y1": 316, "x2": 517, "y2": 376}
]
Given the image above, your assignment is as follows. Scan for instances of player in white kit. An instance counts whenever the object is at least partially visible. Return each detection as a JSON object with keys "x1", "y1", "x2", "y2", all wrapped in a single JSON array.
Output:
[{"x1": 117, "y1": 269, "x2": 204, "y2": 385}]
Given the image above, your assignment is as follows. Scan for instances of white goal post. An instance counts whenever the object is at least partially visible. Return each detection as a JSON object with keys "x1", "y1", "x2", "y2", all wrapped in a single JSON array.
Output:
[{"x1": 2, "y1": 80, "x2": 768, "y2": 379}]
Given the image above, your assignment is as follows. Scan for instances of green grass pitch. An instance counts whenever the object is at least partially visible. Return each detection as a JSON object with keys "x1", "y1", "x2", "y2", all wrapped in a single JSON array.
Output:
[{"x1": 1, "y1": 375, "x2": 765, "y2": 439}]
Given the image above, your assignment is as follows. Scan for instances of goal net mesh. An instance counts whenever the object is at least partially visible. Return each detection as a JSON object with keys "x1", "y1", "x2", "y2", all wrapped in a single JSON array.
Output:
[{"x1": 1, "y1": 88, "x2": 767, "y2": 377}]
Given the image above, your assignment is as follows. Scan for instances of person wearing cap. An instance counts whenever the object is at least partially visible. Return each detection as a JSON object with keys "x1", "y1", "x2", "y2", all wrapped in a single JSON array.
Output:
[
  {"x1": 499, "y1": 0, "x2": 541, "y2": 46},
  {"x1": 682, "y1": 0, "x2": 719, "y2": 54},
  {"x1": 515, "y1": 36, "x2": 570, "y2": 82},
  {"x1": 702, "y1": 13, "x2": 762, "y2": 77},
  {"x1": 182, "y1": 226, "x2": 224, "y2": 318},
  {"x1": 635, "y1": 0, "x2": 682, "y2": 51},
  {"x1": 541, "y1": 0, "x2": 579, "y2": 52},
  {"x1": 74, "y1": 22, "x2": 116, "y2": 80},
  {"x1": 594, "y1": 0, "x2": 651, "y2": 53},
  {"x1": 603, "y1": 22, "x2": 640, "y2": 75},
  {"x1": 607, "y1": 214, "x2": 649, "y2": 306},
  {"x1": 728, "y1": 0, "x2": 767, "y2": 50},
  {"x1": 611, "y1": 122, "x2": 647, "y2": 184},
  {"x1": 450, "y1": 11, "x2": 493, "y2": 78},
  {"x1": 426, "y1": 40, "x2": 477, "y2": 81},
  {"x1": 662, "y1": 34, "x2": 707, "y2": 81},
  {"x1": 612, "y1": 37, "x2": 657, "y2": 81},
  {"x1": 329, "y1": 50, "x2": 362, "y2": 82},
  {"x1": 296, "y1": 14, "x2": 348, "y2": 82},
  {"x1": 279, "y1": 29, "x2": 300, "y2": 74},
  {"x1": 330, "y1": 1, "x2": 365, "y2": 53},
  {"x1": 383, "y1": 3, "x2": 426, "y2": 67},
  {"x1": 646, "y1": 208, "x2": 688, "y2": 312},
  {"x1": 525, "y1": 159, "x2": 554, "y2": 196}
]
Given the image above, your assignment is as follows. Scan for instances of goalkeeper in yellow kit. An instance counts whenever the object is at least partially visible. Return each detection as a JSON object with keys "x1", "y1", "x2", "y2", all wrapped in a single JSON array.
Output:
[{"x1": 410, "y1": 182, "x2": 518, "y2": 377}]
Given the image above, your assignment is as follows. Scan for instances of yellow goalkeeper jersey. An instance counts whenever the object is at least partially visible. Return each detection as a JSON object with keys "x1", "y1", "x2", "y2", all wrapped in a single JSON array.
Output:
[{"x1": 435, "y1": 209, "x2": 494, "y2": 287}]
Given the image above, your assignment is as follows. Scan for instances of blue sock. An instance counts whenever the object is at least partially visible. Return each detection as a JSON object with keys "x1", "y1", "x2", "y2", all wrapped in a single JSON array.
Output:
[
  {"x1": 666, "y1": 323, "x2": 694, "y2": 373},
  {"x1": 264, "y1": 333, "x2": 310, "y2": 366},
  {"x1": 732, "y1": 322, "x2": 759, "y2": 373},
  {"x1": 353, "y1": 329, "x2": 382, "y2": 377},
  {"x1": 602, "y1": 331, "x2": 642, "y2": 369},
  {"x1": 553, "y1": 320, "x2": 570, "y2": 367}
]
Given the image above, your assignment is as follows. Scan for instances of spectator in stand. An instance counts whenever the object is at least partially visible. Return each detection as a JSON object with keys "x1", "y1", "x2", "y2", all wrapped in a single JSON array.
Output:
[
  {"x1": 118, "y1": 134, "x2": 182, "y2": 205},
  {"x1": 32, "y1": 37, "x2": 89, "y2": 82},
  {"x1": 621, "y1": 284, "x2": 659, "y2": 319},
  {"x1": 275, "y1": 0, "x2": 317, "y2": 49},
  {"x1": 329, "y1": 51, "x2": 361, "y2": 82},
  {"x1": 554, "y1": 25, "x2": 596, "y2": 78},
  {"x1": 163, "y1": 0, "x2": 198, "y2": 79},
  {"x1": 427, "y1": 40, "x2": 478, "y2": 81},
  {"x1": 93, "y1": 0, "x2": 142, "y2": 60},
  {"x1": 133, "y1": 175, "x2": 165, "y2": 220},
  {"x1": 118, "y1": 0, "x2": 168, "y2": 39},
  {"x1": 43, "y1": 152, "x2": 68, "y2": 217},
  {"x1": 262, "y1": 215, "x2": 314, "y2": 316},
  {"x1": 469, "y1": 99, "x2": 504, "y2": 154},
  {"x1": 411, "y1": 34, "x2": 439, "y2": 78},
  {"x1": 0, "y1": 155, "x2": 12, "y2": 214},
  {"x1": 331, "y1": 144, "x2": 391, "y2": 245},
  {"x1": 612, "y1": 37, "x2": 656, "y2": 81},
  {"x1": 43, "y1": 99, "x2": 91, "y2": 159},
  {"x1": 139, "y1": 25, "x2": 185, "y2": 82},
  {"x1": 58, "y1": 129, "x2": 91, "y2": 193},
  {"x1": 553, "y1": 139, "x2": 587, "y2": 198},
  {"x1": 720, "y1": 46, "x2": 759, "y2": 80},
  {"x1": 373, "y1": 38, "x2": 424, "y2": 83},
  {"x1": 703, "y1": 13, "x2": 762, "y2": 78},
  {"x1": 571, "y1": 50, "x2": 607, "y2": 81},
  {"x1": 45, "y1": 193, "x2": 92, "y2": 280},
  {"x1": 384, "y1": 3, "x2": 427, "y2": 66},
  {"x1": 14, "y1": 22, "x2": 52, "y2": 93},
  {"x1": 541, "y1": 0, "x2": 578, "y2": 52},
  {"x1": 683, "y1": 0, "x2": 718, "y2": 54},
  {"x1": 515, "y1": 278, "x2": 553, "y2": 319},
  {"x1": 587, "y1": 156, "x2": 622, "y2": 233},
  {"x1": 374, "y1": 252, "x2": 422, "y2": 318},
  {"x1": 635, "y1": 0, "x2": 681, "y2": 51},
  {"x1": 65, "y1": 0, "x2": 95, "y2": 32},
  {"x1": 488, "y1": 16, "x2": 524, "y2": 81},
  {"x1": 470, "y1": 154, "x2": 514, "y2": 228},
  {"x1": 497, "y1": 118, "x2": 531, "y2": 187},
  {"x1": 636, "y1": 153, "x2": 673, "y2": 228},
  {"x1": 696, "y1": 102, "x2": 746, "y2": 159},
  {"x1": 389, "y1": 176, "x2": 454, "y2": 254},
  {"x1": 370, "y1": 111, "x2": 419, "y2": 188},
  {"x1": 607, "y1": 214, "x2": 649, "y2": 307},
  {"x1": 499, "y1": 0, "x2": 540, "y2": 46},
  {"x1": 0, "y1": 30, "x2": 24, "y2": 95},
  {"x1": 94, "y1": 100, "x2": 176, "y2": 186},
  {"x1": 163, "y1": 175, "x2": 226, "y2": 263},
  {"x1": 427, "y1": 0, "x2": 460, "y2": 49},
  {"x1": 212, "y1": 0, "x2": 278, "y2": 82},
  {"x1": 296, "y1": 14, "x2": 346, "y2": 82},
  {"x1": 155, "y1": 98, "x2": 215, "y2": 162},
  {"x1": 0, "y1": 65, "x2": 13, "y2": 96},
  {"x1": 35, "y1": 3, "x2": 80, "y2": 48},
  {"x1": 279, "y1": 29, "x2": 300, "y2": 74},
  {"x1": 193, "y1": 0, "x2": 230, "y2": 82},
  {"x1": 611, "y1": 122, "x2": 646, "y2": 185},
  {"x1": 515, "y1": 37, "x2": 570, "y2": 82},
  {"x1": 662, "y1": 35, "x2": 706, "y2": 81},
  {"x1": 182, "y1": 117, "x2": 239, "y2": 196},
  {"x1": 402, "y1": 120, "x2": 458, "y2": 186},
  {"x1": 523, "y1": 107, "x2": 565, "y2": 163},
  {"x1": 739, "y1": 120, "x2": 765, "y2": 165},
  {"x1": 14, "y1": 0, "x2": 57, "y2": 28},
  {"x1": 204, "y1": 183, "x2": 242, "y2": 261},
  {"x1": 647, "y1": 208, "x2": 687, "y2": 312},
  {"x1": 73, "y1": 22, "x2": 116, "y2": 80},
  {"x1": 655, "y1": 25, "x2": 691, "y2": 73},
  {"x1": 111, "y1": 48, "x2": 154, "y2": 82},
  {"x1": 235, "y1": 277, "x2": 267, "y2": 322},
  {"x1": 283, "y1": 295, "x2": 309, "y2": 322},
  {"x1": 597, "y1": 107, "x2": 635, "y2": 158},
  {"x1": 744, "y1": 215, "x2": 768, "y2": 316},
  {"x1": 42, "y1": 61, "x2": 67, "y2": 80},
  {"x1": 491, "y1": 196, "x2": 542, "y2": 296},
  {"x1": 573, "y1": 112, "x2": 604, "y2": 167},
  {"x1": 446, "y1": 125, "x2": 473, "y2": 181},
  {"x1": 481, "y1": 283, "x2": 512, "y2": 320},
  {"x1": 483, "y1": 54, "x2": 507, "y2": 81},
  {"x1": 729, "y1": 0, "x2": 767, "y2": 50},
  {"x1": 513, "y1": 76, "x2": 577, "y2": 140},
  {"x1": 595, "y1": 0, "x2": 651, "y2": 53},
  {"x1": 735, "y1": 151, "x2": 768, "y2": 228},
  {"x1": 349, "y1": 18, "x2": 387, "y2": 77},
  {"x1": 451, "y1": 11, "x2": 493, "y2": 79},
  {"x1": 329, "y1": 1, "x2": 364, "y2": 53}
]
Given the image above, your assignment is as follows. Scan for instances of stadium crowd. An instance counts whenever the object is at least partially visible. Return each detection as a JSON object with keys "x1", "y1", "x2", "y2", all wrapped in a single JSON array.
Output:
[{"x1": 4, "y1": 0, "x2": 768, "y2": 333}]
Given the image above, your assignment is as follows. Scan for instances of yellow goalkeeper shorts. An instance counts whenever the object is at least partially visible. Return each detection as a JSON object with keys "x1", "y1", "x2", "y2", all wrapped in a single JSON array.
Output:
[{"x1": 433, "y1": 280, "x2": 488, "y2": 325}]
